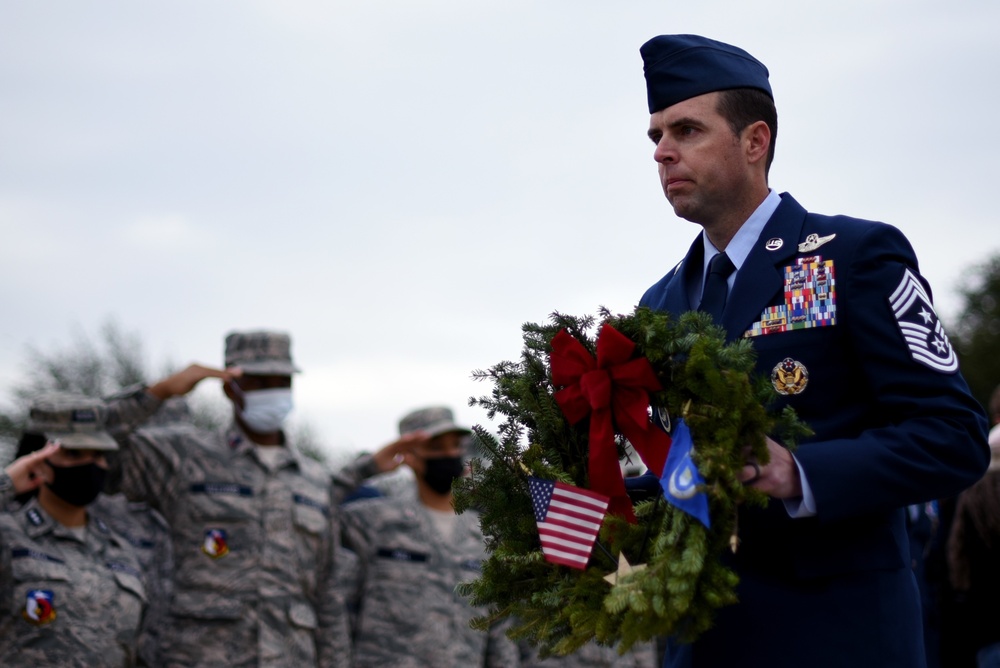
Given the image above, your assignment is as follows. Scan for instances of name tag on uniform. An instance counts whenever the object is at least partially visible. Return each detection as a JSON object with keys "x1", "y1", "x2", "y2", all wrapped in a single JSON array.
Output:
[
  {"x1": 293, "y1": 494, "x2": 330, "y2": 517},
  {"x1": 12, "y1": 548, "x2": 64, "y2": 564},
  {"x1": 376, "y1": 547, "x2": 429, "y2": 563},
  {"x1": 190, "y1": 483, "x2": 254, "y2": 497},
  {"x1": 106, "y1": 561, "x2": 142, "y2": 578}
]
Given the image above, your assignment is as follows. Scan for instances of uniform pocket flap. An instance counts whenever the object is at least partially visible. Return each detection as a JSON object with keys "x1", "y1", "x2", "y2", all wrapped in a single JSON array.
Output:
[
  {"x1": 111, "y1": 568, "x2": 148, "y2": 604},
  {"x1": 288, "y1": 601, "x2": 317, "y2": 629}
]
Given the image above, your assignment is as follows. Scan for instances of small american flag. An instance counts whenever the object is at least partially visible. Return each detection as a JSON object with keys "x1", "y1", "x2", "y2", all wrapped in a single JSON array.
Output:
[{"x1": 528, "y1": 477, "x2": 610, "y2": 569}]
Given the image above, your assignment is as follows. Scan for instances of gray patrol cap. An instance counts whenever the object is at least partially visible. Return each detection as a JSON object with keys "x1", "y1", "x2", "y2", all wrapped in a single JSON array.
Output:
[
  {"x1": 27, "y1": 392, "x2": 118, "y2": 451},
  {"x1": 224, "y1": 330, "x2": 300, "y2": 375},
  {"x1": 399, "y1": 406, "x2": 472, "y2": 438}
]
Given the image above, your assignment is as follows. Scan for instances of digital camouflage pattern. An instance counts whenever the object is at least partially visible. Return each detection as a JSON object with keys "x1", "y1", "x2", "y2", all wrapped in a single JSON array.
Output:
[
  {"x1": 520, "y1": 640, "x2": 658, "y2": 667},
  {"x1": 340, "y1": 484, "x2": 519, "y2": 668},
  {"x1": 0, "y1": 497, "x2": 146, "y2": 667},
  {"x1": 26, "y1": 391, "x2": 119, "y2": 451},
  {"x1": 331, "y1": 452, "x2": 382, "y2": 505},
  {"x1": 110, "y1": 394, "x2": 350, "y2": 668},
  {"x1": 224, "y1": 330, "x2": 300, "y2": 375},
  {"x1": 92, "y1": 493, "x2": 174, "y2": 668}
]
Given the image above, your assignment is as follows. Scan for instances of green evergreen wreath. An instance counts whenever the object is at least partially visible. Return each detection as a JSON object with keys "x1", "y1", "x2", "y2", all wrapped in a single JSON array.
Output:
[{"x1": 452, "y1": 307, "x2": 810, "y2": 656}]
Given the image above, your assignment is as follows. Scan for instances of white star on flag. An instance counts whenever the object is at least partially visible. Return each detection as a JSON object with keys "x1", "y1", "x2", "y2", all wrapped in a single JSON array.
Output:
[{"x1": 528, "y1": 477, "x2": 609, "y2": 570}]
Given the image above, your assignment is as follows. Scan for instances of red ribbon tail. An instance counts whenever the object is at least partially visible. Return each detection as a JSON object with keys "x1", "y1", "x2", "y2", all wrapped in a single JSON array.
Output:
[{"x1": 608, "y1": 495, "x2": 637, "y2": 524}]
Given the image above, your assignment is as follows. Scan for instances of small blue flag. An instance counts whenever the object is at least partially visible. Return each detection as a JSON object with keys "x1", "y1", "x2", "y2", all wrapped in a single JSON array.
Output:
[{"x1": 659, "y1": 419, "x2": 710, "y2": 528}]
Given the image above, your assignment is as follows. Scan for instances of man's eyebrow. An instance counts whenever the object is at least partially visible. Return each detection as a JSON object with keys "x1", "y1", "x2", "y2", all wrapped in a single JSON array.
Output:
[
  {"x1": 648, "y1": 116, "x2": 706, "y2": 139},
  {"x1": 666, "y1": 116, "x2": 704, "y2": 129}
]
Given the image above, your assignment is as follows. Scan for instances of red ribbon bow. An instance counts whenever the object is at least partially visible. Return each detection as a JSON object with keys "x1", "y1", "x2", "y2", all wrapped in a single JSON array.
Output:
[{"x1": 551, "y1": 324, "x2": 672, "y2": 523}]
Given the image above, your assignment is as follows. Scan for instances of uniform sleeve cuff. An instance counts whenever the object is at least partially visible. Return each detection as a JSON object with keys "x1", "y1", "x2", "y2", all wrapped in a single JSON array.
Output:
[{"x1": 782, "y1": 454, "x2": 817, "y2": 518}]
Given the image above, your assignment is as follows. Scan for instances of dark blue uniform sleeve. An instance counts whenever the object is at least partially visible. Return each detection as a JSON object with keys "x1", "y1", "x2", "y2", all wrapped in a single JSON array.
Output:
[{"x1": 793, "y1": 223, "x2": 989, "y2": 522}]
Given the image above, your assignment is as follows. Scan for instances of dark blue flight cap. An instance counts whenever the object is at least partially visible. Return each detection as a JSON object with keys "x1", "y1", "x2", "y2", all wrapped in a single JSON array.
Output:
[{"x1": 641, "y1": 34, "x2": 772, "y2": 114}]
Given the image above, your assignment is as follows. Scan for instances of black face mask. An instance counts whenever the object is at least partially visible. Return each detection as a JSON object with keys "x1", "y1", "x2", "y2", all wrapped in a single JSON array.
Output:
[
  {"x1": 46, "y1": 462, "x2": 107, "y2": 507},
  {"x1": 422, "y1": 456, "x2": 464, "y2": 495}
]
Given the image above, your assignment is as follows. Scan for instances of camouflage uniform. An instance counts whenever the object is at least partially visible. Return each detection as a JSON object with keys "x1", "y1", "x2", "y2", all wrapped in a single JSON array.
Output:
[
  {"x1": 340, "y1": 482, "x2": 519, "y2": 668},
  {"x1": 103, "y1": 331, "x2": 350, "y2": 666},
  {"x1": 331, "y1": 453, "x2": 381, "y2": 505},
  {"x1": 92, "y1": 493, "x2": 174, "y2": 668},
  {"x1": 112, "y1": 416, "x2": 350, "y2": 667},
  {"x1": 0, "y1": 497, "x2": 146, "y2": 667},
  {"x1": 0, "y1": 472, "x2": 15, "y2": 509},
  {"x1": 519, "y1": 640, "x2": 658, "y2": 668}
]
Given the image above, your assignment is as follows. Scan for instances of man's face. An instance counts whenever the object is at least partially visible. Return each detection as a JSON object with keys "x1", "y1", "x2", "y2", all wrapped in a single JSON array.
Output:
[
  {"x1": 646, "y1": 91, "x2": 751, "y2": 226},
  {"x1": 49, "y1": 447, "x2": 108, "y2": 470},
  {"x1": 237, "y1": 374, "x2": 292, "y2": 392},
  {"x1": 226, "y1": 373, "x2": 292, "y2": 410},
  {"x1": 406, "y1": 432, "x2": 465, "y2": 476}
]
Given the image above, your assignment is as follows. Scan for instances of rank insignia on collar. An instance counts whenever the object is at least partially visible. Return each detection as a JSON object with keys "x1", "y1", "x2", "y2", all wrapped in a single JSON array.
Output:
[
  {"x1": 23, "y1": 590, "x2": 57, "y2": 626},
  {"x1": 202, "y1": 528, "x2": 230, "y2": 559},
  {"x1": 26, "y1": 508, "x2": 44, "y2": 527},
  {"x1": 889, "y1": 268, "x2": 958, "y2": 374},
  {"x1": 771, "y1": 357, "x2": 809, "y2": 395},
  {"x1": 798, "y1": 233, "x2": 836, "y2": 253},
  {"x1": 765, "y1": 237, "x2": 783, "y2": 251}
]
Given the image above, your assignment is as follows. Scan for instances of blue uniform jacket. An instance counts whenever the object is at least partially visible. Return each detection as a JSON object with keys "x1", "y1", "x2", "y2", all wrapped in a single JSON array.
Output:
[{"x1": 640, "y1": 193, "x2": 989, "y2": 668}]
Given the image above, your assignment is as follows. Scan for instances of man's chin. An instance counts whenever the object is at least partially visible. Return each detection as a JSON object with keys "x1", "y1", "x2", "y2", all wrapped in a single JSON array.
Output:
[{"x1": 667, "y1": 200, "x2": 702, "y2": 224}]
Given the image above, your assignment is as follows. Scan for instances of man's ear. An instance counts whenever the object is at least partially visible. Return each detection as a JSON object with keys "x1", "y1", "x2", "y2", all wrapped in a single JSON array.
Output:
[
  {"x1": 222, "y1": 380, "x2": 244, "y2": 411},
  {"x1": 745, "y1": 120, "x2": 771, "y2": 167}
]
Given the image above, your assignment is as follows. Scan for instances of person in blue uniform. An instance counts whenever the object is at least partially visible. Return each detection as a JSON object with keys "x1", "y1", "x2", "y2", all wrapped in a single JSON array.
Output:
[{"x1": 636, "y1": 34, "x2": 990, "y2": 668}]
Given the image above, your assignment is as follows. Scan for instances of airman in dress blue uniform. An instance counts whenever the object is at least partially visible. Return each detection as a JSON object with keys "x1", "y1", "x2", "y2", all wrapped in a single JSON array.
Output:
[{"x1": 636, "y1": 34, "x2": 990, "y2": 668}]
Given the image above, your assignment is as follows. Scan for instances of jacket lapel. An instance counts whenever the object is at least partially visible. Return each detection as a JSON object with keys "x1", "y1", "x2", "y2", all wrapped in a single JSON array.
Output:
[
  {"x1": 722, "y1": 194, "x2": 808, "y2": 340},
  {"x1": 659, "y1": 235, "x2": 705, "y2": 315}
]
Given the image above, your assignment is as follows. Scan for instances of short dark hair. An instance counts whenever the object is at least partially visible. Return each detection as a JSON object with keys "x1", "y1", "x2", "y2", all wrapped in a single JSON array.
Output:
[
  {"x1": 716, "y1": 88, "x2": 777, "y2": 177},
  {"x1": 990, "y1": 384, "x2": 1000, "y2": 424}
]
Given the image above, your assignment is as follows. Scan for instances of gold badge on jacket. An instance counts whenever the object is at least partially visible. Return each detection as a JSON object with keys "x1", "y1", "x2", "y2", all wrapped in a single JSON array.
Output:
[{"x1": 771, "y1": 357, "x2": 809, "y2": 395}]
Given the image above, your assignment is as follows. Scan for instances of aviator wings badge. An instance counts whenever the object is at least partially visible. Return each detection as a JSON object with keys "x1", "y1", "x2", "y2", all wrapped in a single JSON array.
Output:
[{"x1": 798, "y1": 233, "x2": 836, "y2": 253}]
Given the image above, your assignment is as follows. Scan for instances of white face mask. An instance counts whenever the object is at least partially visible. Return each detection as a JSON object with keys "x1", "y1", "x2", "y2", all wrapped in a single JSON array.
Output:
[{"x1": 238, "y1": 388, "x2": 293, "y2": 433}]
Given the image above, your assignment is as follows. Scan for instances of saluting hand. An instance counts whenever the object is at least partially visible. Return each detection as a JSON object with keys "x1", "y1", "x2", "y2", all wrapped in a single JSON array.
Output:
[
  {"x1": 371, "y1": 432, "x2": 431, "y2": 473},
  {"x1": 4, "y1": 441, "x2": 60, "y2": 494},
  {"x1": 147, "y1": 364, "x2": 241, "y2": 401}
]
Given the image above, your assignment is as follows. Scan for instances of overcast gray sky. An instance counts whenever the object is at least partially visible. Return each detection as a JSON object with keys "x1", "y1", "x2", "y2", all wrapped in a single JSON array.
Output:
[{"x1": 2, "y1": 0, "x2": 998, "y2": 459}]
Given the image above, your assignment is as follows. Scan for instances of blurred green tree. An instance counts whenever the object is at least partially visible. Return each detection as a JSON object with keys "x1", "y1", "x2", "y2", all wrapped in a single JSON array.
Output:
[{"x1": 951, "y1": 253, "x2": 1000, "y2": 413}]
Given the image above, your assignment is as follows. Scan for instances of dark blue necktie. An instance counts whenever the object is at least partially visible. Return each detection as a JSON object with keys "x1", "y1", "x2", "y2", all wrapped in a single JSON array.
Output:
[{"x1": 699, "y1": 252, "x2": 735, "y2": 323}]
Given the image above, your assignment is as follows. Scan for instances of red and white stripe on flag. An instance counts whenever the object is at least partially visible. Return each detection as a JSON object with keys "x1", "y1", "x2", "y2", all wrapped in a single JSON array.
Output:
[{"x1": 528, "y1": 477, "x2": 610, "y2": 569}]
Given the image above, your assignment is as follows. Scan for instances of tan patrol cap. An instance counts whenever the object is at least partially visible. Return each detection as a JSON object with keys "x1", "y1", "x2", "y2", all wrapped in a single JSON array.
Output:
[
  {"x1": 27, "y1": 392, "x2": 118, "y2": 451},
  {"x1": 398, "y1": 406, "x2": 471, "y2": 438},
  {"x1": 224, "y1": 330, "x2": 300, "y2": 375}
]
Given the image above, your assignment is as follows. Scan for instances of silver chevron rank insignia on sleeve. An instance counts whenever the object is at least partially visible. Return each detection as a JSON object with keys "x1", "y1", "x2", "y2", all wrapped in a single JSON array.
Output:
[{"x1": 889, "y1": 268, "x2": 958, "y2": 373}]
